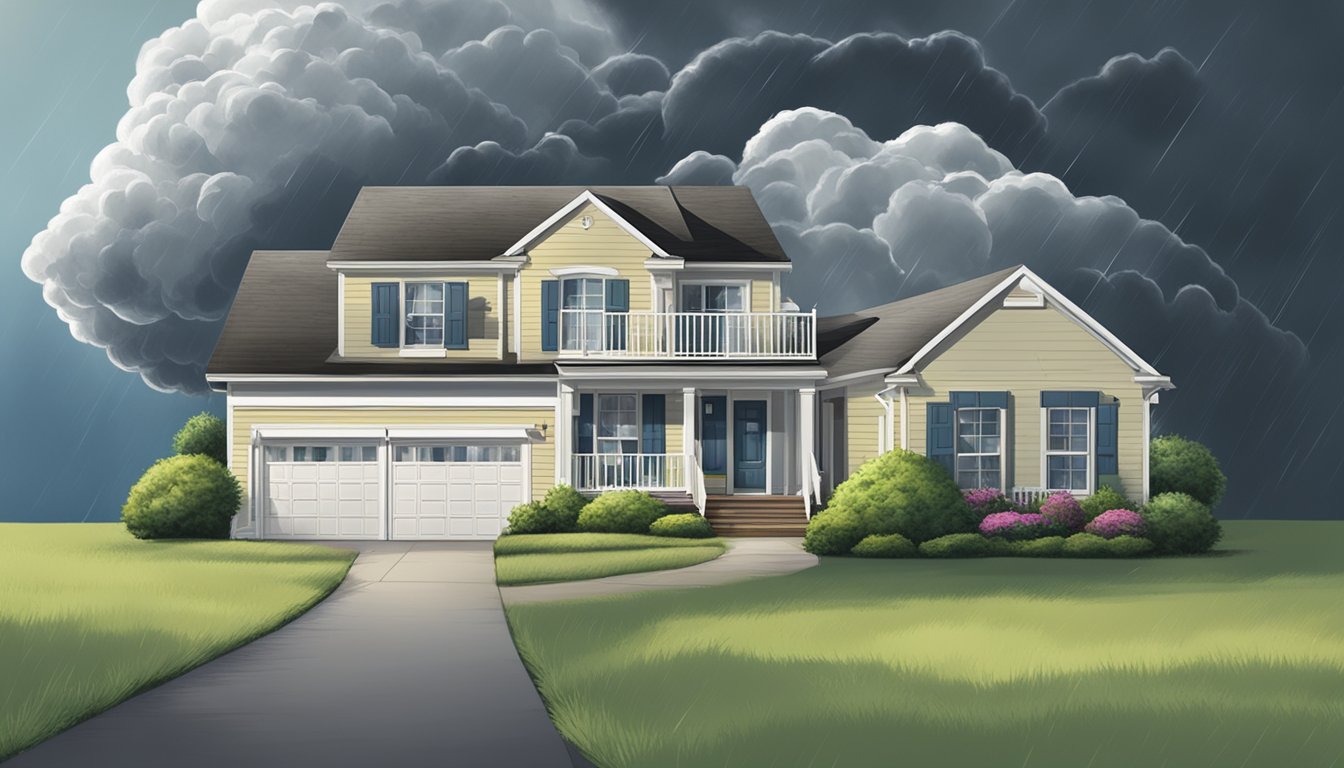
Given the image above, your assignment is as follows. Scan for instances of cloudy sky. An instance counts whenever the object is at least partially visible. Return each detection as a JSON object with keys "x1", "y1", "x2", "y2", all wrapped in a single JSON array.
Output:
[{"x1": 2, "y1": 0, "x2": 1339, "y2": 520}]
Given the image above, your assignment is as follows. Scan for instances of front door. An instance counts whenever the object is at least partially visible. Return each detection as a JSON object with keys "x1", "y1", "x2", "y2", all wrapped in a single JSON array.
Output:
[{"x1": 733, "y1": 400, "x2": 767, "y2": 492}]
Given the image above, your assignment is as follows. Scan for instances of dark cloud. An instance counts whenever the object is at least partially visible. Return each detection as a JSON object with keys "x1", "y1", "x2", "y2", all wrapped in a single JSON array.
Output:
[{"x1": 591, "y1": 53, "x2": 670, "y2": 96}]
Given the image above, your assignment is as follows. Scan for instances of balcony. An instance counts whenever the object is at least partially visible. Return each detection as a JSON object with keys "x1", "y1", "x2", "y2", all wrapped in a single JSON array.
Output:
[{"x1": 557, "y1": 310, "x2": 816, "y2": 360}]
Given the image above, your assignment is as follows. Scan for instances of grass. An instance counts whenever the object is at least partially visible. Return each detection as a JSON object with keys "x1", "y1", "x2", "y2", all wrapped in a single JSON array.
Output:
[
  {"x1": 494, "y1": 533, "x2": 726, "y2": 586},
  {"x1": 505, "y1": 521, "x2": 1344, "y2": 767},
  {"x1": 0, "y1": 524, "x2": 354, "y2": 760}
]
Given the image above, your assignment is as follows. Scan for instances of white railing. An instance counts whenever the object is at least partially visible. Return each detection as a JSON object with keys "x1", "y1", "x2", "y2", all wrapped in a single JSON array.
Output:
[
  {"x1": 690, "y1": 444, "x2": 707, "y2": 516},
  {"x1": 571, "y1": 453, "x2": 685, "y2": 491},
  {"x1": 558, "y1": 310, "x2": 816, "y2": 360},
  {"x1": 807, "y1": 452, "x2": 823, "y2": 518},
  {"x1": 1010, "y1": 487, "x2": 1051, "y2": 507}
]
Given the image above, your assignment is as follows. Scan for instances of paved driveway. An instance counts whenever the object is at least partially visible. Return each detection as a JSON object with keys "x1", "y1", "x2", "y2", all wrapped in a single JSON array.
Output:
[{"x1": 9, "y1": 542, "x2": 572, "y2": 768}]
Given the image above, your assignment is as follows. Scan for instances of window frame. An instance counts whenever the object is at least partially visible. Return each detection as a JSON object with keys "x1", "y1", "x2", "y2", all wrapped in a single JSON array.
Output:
[
  {"x1": 1041, "y1": 406, "x2": 1094, "y2": 495},
  {"x1": 559, "y1": 276, "x2": 609, "y2": 352},
  {"x1": 953, "y1": 406, "x2": 1005, "y2": 490},
  {"x1": 402, "y1": 280, "x2": 446, "y2": 348},
  {"x1": 397, "y1": 280, "x2": 469, "y2": 351},
  {"x1": 594, "y1": 392, "x2": 641, "y2": 456},
  {"x1": 677, "y1": 280, "x2": 751, "y2": 314}
]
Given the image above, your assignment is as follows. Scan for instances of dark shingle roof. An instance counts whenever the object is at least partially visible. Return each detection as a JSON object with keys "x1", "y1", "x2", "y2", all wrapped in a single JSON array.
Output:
[
  {"x1": 327, "y1": 186, "x2": 788, "y2": 263},
  {"x1": 818, "y1": 266, "x2": 1022, "y2": 378}
]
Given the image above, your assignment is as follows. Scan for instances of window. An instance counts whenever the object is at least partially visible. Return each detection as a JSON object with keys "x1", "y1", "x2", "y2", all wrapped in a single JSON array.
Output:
[
  {"x1": 1046, "y1": 408, "x2": 1090, "y2": 491},
  {"x1": 597, "y1": 394, "x2": 639, "y2": 454},
  {"x1": 561, "y1": 278, "x2": 605, "y2": 351},
  {"x1": 264, "y1": 446, "x2": 289, "y2": 462},
  {"x1": 404, "y1": 282, "x2": 445, "y2": 346},
  {"x1": 680, "y1": 283, "x2": 745, "y2": 313},
  {"x1": 955, "y1": 408, "x2": 1001, "y2": 489},
  {"x1": 392, "y1": 444, "x2": 522, "y2": 462},
  {"x1": 339, "y1": 446, "x2": 377, "y2": 462},
  {"x1": 680, "y1": 283, "x2": 747, "y2": 354}
]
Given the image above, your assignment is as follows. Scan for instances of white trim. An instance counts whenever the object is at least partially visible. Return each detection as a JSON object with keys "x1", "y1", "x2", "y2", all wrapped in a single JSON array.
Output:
[
  {"x1": 387, "y1": 426, "x2": 542, "y2": 440},
  {"x1": 254, "y1": 426, "x2": 389, "y2": 439},
  {"x1": 328, "y1": 260, "x2": 523, "y2": 273},
  {"x1": 337, "y1": 272, "x2": 346, "y2": 358},
  {"x1": 828, "y1": 369, "x2": 894, "y2": 388},
  {"x1": 644, "y1": 260, "x2": 791, "y2": 272},
  {"x1": 899, "y1": 386, "x2": 909, "y2": 450},
  {"x1": 399, "y1": 348, "x2": 446, "y2": 358},
  {"x1": 512, "y1": 272, "x2": 523, "y2": 362},
  {"x1": 228, "y1": 395, "x2": 557, "y2": 408},
  {"x1": 1142, "y1": 391, "x2": 1157, "y2": 503},
  {"x1": 497, "y1": 273, "x2": 505, "y2": 360},
  {"x1": 503, "y1": 190, "x2": 674, "y2": 259},
  {"x1": 894, "y1": 266, "x2": 1163, "y2": 378},
  {"x1": 1039, "y1": 405, "x2": 1096, "y2": 496},
  {"x1": 555, "y1": 366, "x2": 827, "y2": 381},
  {"x1": 549, "y1": 266, "x2": 619, "y2": 277},
  {"x1": 209, "y1": 375, "x2": 559, "y2": 383},
  {"x1": 952, "y1": 406, "x2": 1007, "y2": 489}
]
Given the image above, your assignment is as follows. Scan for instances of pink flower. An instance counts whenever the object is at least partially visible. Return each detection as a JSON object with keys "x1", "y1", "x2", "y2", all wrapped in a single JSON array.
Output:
[
  {"x1": 1039, "y1": 492, "x2": 1086, "y2": 532},
  {"x1": 1085, "y1": 509, "x2": 1145, "y2": 539}
]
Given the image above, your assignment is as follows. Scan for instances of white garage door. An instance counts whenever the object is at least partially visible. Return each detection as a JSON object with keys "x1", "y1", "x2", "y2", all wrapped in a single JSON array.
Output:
[
  {"x1": 262, "y1": 444, "x2": 381, "y2": 539},
  {"x1": 392, "y1": 443, "x2": 525, "y2": 540}
]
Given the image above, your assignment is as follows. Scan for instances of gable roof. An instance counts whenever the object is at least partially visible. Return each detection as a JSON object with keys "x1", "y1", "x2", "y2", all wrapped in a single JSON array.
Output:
[{"x1": 327, "y1": 186, "x2": 788, "y2": 263}]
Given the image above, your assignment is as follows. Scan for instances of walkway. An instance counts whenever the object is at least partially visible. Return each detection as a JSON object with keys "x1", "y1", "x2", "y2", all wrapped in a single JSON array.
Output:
[
  {"x1": 9, "y1": 542, "x2": 572, "y2": 768},
  {"x1": 499, "y1": 537, "x2": 819, "y2": 604}
]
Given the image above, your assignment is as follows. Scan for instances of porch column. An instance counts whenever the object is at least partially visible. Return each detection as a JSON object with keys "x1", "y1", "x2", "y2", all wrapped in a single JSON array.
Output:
[
  {"x1": 682, "y1": 387, "x2": 696, "y2": 486},
  {"x1": 558, "y1": 383, "x2": 575, "y2": 486},
  {"x1": 799, "y1": 387, "x2": 816, "y2": 502}
]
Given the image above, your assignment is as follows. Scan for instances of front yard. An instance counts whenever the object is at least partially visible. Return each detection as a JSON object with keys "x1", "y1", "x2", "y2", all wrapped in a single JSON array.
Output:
[
  {"x1": 0, "y1": 524, "x2": 353, "y2": 760},
  {"x1": 506, "y1": 521, "x2": 1344, "y2": 767},
  {"x1": 494, "y1": 533, "x2": 725, "y2": 586}
]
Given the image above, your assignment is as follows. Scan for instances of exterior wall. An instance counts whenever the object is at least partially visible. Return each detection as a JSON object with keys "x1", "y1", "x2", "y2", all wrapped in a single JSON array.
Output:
[
  {"x1": 845, "y1": 382, "x2": 886, "y2": 472},
  {"x1": 903, "y1": 303, "x2": 1146, "y2": 499},
  {"x1": 230, "y1": 406, "x2": 554, "y2": 503},
  {"x1": 343, "y1": 273, "x2": 503, "y2": 359}
]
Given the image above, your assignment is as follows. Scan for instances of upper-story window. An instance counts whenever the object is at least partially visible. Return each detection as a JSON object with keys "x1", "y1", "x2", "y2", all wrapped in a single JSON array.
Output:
[
  {"x1": 369, "y1": 280, "x2": 467, "y2": 351},
  {"x1": 561, "y1": 277, "x2": 606, "y2": 351},
  {"x1": 405, "y1": 282, "x2": 445, "y2": 347},
  {"x1": 681, "y1": 283, "x2": 745, "y2": 313}
]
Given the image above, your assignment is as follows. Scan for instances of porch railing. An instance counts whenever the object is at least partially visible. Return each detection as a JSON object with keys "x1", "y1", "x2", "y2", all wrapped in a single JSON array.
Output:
[
  {"x1": 1010, "y1": 487, "x2": 1051, "y2": 507},
  {"x1": 691, "y1": 444, "x2": 707, "y2": 516},
  {"x1": 558, "y1": 310, "x2": 816, "y2": 360},
  {"x1": 571, "y1": 453, "x2": 685, "y2": 491}
]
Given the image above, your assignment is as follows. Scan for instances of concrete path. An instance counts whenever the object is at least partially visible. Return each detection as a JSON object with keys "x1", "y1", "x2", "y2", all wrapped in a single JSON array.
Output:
[
  {"x1": 9, "y1": 542, "x2": 572, "y2": 768},
  {"x1": 500, "y1": 537, "x2": 819, "y2": 605}
]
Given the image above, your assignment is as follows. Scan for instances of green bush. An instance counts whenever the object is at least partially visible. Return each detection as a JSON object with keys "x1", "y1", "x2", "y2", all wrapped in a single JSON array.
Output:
[
  {"x1": 1142, "y1": 492, "x2": 1222, "y2": 554},
  {"x1": 506, "y1": 484, "x2": 591, "y2": 534},
  {"x1": 172, "y1": 412, "x2": 227, "y2": 466},
  {"x1": 1061, "y1": 532, "x2": 1112, "y2": 557},
  {"x1": 805, "y1": 450, "x2": 974, "y2": 555},
  {"x1": 1106, "y1": 535, "x2": 1156, "y2": 557},
  {"x1": 1081, "y1": 485, "x2": 1138, "y2": 520},
  {"x1": 1150, "y1": 435, "x2": 1226, "y2": 507},
  {"x1": 1011, "y1": 536, "x2": 1066, "y2": 557},
  {"x1": 850, "y1": 533, "x2": 918, "y2": 558},
  {"x1": 122, "y1": 454, "x2": 240, "y2": 539},
  {"x1": 649, "y1": 513, "x2": 715, "y2": 538},
  {"x1": 541, "y1": 484, "x2": 589, "y2": 526},
  {"x1": 918, "y1": 533, "x2": 1011, "y2": 558},
  {"x1": 576, "y1": 490, "x2": 668, "y2": 534}
]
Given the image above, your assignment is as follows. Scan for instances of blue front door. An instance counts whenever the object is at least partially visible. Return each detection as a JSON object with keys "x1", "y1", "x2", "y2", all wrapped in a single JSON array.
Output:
[
  {"x1": 701, "y1": 396, "x2": 727, "y2": 475},
  {"x1": 733, "y1": 400, "x2": 767, "y2": 491}
]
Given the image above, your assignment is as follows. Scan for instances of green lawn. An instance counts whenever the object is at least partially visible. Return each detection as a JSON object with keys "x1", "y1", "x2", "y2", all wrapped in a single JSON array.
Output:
[
  {"x1": 506, "y1": 521, "x2": 1344, "y2": 767},
  {"x1": 0, "y1": 524, "x2": 354, "y2": 760},
  {"x1": 495, "y1": 533, "x2": 725, "y2": 586}
]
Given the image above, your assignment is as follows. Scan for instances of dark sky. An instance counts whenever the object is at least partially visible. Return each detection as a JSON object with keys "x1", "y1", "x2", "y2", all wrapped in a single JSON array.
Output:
[{"x1": 3, "y1": 0, "x2": 1340, "y2": 520}]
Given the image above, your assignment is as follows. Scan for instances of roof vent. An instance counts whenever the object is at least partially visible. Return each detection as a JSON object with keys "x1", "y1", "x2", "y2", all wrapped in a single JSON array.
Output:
[{"x1": 580, "y1": 215, "x2": 593, "y2": 230}]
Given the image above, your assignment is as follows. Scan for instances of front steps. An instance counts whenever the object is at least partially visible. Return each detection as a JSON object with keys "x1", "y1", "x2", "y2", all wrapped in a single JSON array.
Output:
[{"x1": 703, "y1": 495, "x2": 808, "y2": 537}]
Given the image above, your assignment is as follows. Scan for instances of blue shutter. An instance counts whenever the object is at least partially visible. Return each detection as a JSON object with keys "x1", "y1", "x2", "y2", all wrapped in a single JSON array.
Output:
[
  {"x1": 541, "y1": 280, "x2": 559, "y2": 352},
  {"x1": 574, "y1": 394, "x2": 593, "y2": 454},
  {"x1": 371, "y1": 282, "x2": 399, "y2": 348},
  {"x1": 1096, "y1": 400, "x2": 1119, "y2": 477},
  {"x1": 444, "y1": 282, "x2": 467, "y2": 349},
  {"x1": 926, "y1": 402, "x2": 954, "y2": 475},
  {"x1": 642, "y1": 394, "x2": 665, "y2": 453},
  {"x1": 605, "y1": 279, "x2": 629, "y2": 352}
]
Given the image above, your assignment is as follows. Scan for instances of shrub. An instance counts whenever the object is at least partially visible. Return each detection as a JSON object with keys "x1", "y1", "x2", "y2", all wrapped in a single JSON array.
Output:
[
  {"x1": 814, "y1": 449, "x2": 975, "y2": 546},
  {"x1": 1150, "y1": 435, "x2": 1226, "y2": 507},
  {"x1": 802, "y1": 510, "x2": 866, "y2": 555},
  {"x1": 1038, "y1": 492, "x2": 1086, "y2": 532},
  {"x1": 978, "y1": 511, "x2": 1067, "y2": 541},
  {"x1": 1081, "y1": 485, "x2": 1138, "y2": 521},
  {"x1": 122, "y1": 454, "x2": 240, "y2": 539},
  {"x1": 1106, "y1": 535, "x2": 1156, "y2": 557},
  {"x1": 1085, "y1": 509, "x2": 1146, "y2": 539},
  {"x1": 1060, "y1": 532, "x2": 1111, "y2": 557},
  {"x1": 1142, "y1": 492, "x2": 1222, "y2": 554},
  {"x1": 172, "y1": 412, "x2": 227, "y2": 465},
  {"x1": 850, "y1": 533, "x2": 918, "y2": 558},
  {"x1": 576, "y1": 490, "x2": 668, "y2": 534},
  {"x1": 649, "y1": 513, "x2": 715, "y2": 538},
  {"x1": 505, "y1": 502, "x2": 565, "y2": 535},
  {"x1": 1011, "y1": 536, "x2": 1066, "y2": 557},
  {"x1": 963, "y1": 488, "x2": 1016, "y2": 517},
  {"x1": 918, "y1": 533, "x2": 1011, "y2": 558}
]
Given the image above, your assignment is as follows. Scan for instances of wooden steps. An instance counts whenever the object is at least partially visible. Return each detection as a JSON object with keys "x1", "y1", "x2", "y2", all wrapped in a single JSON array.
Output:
[{"x1": 703, "y1": 495, "x2": 808, "y2": 537}]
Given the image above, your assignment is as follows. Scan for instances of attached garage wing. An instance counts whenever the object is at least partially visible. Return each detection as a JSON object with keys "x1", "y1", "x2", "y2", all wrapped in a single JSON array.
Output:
[{"x1": 391, "y1": 444, "x2": 526, "y2": 540}]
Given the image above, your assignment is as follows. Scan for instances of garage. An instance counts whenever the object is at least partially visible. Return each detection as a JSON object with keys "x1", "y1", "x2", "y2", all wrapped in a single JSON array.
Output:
[{"x1": 256, "y1": 431, "x2": 531, "y2": 541}]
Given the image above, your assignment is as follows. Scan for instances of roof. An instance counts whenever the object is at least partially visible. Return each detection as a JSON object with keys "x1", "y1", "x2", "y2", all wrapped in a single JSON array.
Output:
[
  {"x1": 206, "y1": 251, "x2": 557, "y2": 379},
  {"x1": 818, "y1": 266, "x2": 1024, "y2": 378},
  {"x1": 328, "y1": 186, "x2": 788, "y2": 263}
]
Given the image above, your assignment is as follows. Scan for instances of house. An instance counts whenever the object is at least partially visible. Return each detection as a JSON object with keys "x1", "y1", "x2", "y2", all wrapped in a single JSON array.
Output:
[{"x1": 207, "y1": 186, "x2": 1173, "y2": 540}]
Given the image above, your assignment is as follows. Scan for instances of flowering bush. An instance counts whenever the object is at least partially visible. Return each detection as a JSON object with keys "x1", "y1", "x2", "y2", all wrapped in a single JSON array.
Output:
[
  {"x1": 978, "y1": 511, "x2": 1066, "y2": 541},
  {"x1": 1038, "y1": 492, "x2": 1086, "y2": 532},
  {"x1": 963, "y1": 488, "x2": 1016, "y2": 517},
  {"x1": 1085, "y1": 509, "x2": 1146, "y2": 539}
]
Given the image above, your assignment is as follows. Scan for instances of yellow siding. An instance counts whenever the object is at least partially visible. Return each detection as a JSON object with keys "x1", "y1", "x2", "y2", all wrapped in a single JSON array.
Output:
[
  {"x1": 230, "y1": 407, "x2": 554, "y2": 503},
  {"x1": 903, "y1": 304, "x2": 1145, "y2": 499},
  {"x1": 665, "y1": 390, "x2": 685, "y2": 455},
  {"x1": 343, "y1": 274, "x2": 502, "y2": 359},
  {"x1": 846, "y1": 383, "x2": 885, "y2": 470},
  {"x1": 751, "y1": 277, "x2": 775, "y2": 313},
  {"x1": 520, "y1": 203, "x2": 655, "y2": 358}
]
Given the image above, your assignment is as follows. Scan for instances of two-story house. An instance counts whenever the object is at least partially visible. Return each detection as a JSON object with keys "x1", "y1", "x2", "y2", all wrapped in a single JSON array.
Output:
[{"x1": 207, "y1": 186, "x2": 1173, "y2": 540}]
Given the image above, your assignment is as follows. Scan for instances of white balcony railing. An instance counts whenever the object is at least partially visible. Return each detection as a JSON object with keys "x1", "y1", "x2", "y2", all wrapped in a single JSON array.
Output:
[
  {"x1": 572, "y1": 453, "x2": 685, "y2": 491},
  {"x1": 558, "y1": 310, "x2": 816, "y2": 360}
]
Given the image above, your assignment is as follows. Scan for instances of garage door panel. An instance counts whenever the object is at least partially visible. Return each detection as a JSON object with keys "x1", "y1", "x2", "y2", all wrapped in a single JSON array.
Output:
[
  {"x1": 391, "y1": 445, "x2": 525, "y2": 541},
  {"x1": 263, "y1": 445, "x2": 380, "y2": 541}
]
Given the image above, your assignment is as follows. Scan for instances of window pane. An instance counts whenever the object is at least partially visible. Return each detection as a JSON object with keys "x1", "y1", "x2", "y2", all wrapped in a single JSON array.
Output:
[
  {"x1": 501, "y1": 446, "x2": 520, "y2": 462},
  {"x1": 681, "y1": 285, "x2": 703, "y2": 311},
  {"x1": 395, "y1": 446, "x2": 412, "y2": 462},
  {"x1": 340, "y1": 446, "x2": 355, "y2": 462}
]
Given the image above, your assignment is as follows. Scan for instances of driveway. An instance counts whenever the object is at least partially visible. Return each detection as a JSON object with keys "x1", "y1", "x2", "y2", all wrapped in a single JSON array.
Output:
[{"x1": 9, "y1": 542, "x2": 573, "y2": 768}]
